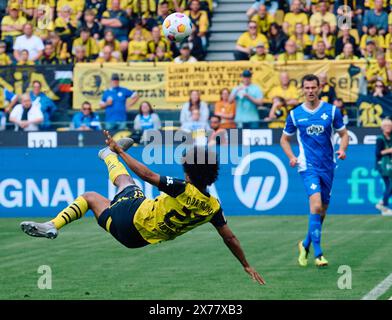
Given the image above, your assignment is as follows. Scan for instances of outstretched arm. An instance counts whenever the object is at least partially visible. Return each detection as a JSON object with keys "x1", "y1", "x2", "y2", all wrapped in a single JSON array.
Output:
[
  {"x1": 103, "y1": 130, "x2": 160, "y2": 186},
  {"x1": 215, "y1": 224, "x2": 265, "y2": 285}
]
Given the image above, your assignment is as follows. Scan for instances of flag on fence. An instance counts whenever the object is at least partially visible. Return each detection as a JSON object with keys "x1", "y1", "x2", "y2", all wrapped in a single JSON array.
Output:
[{"x1": 55, "y1": 70, "x2": 73, "y2": 92}]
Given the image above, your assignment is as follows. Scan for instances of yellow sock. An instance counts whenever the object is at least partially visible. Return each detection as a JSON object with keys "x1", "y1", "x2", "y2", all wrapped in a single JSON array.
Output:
[
  {"x1": 51, "y1": 196, "x2": 89, "y2": 230},
  {"x1": 104, "y1": 154, "x2": 130, "y2": 184}
]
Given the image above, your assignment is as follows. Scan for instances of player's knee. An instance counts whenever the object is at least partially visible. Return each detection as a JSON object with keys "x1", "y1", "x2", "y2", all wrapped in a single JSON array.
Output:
[
  {"x1": 81, "y1": 192, "x2": 99, "y2": 204},
  {"x1": 312, "y1": 203, "x2": 323, "y2": 214}
]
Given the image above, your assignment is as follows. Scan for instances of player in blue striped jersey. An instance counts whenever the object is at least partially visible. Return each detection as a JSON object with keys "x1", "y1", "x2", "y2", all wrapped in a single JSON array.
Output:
[{"x1": 280, "y1": 74, "x2": 349, "y2": 267}]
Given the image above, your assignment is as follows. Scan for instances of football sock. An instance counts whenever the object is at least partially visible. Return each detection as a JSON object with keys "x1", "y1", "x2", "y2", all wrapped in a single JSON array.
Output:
[
  {"x1": 309, "y1": 213, "x2": 323, "y2": 258},
  {"x1": 104, "y1": 154, "x2": 130, "y2": 184},
  {"x1": 51, "y1": 196, "x2": 88, "y2": 230},
  {"x1": 303, "y1": 227, "x2": 312, "y2": 250}
]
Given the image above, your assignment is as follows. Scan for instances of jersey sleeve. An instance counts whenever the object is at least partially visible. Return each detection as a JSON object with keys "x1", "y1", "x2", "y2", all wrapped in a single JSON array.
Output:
[
  {"x1": 4, "y1": 89, "x2": 16, "y2": 102},
  {"x1": 209, "y1": 208, "x2": 227, "y2": 228},
  {"x1": 158, "y1": 175, "x2": 187, "y2": 198},
  {"x1": 100, "y1": 90, "x2": 108, "y2": 104},
  {"x1": 124, "y1": 88, "x2": 136, "y2": 99},
  {"x1": 333, "y1": 106, "x2": 345, "y2": 131},
  {"x1": 282, "y1": 111, "x2": 297, "y2": 136}
]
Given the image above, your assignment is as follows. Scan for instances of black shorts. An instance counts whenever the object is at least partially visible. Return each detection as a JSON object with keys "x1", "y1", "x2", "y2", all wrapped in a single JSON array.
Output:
[{"x1": 97, "y1": 185, "x2": 150, "y2": 249}]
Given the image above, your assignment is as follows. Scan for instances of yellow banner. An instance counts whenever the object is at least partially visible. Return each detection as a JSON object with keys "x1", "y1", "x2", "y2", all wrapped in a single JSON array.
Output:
[
  {"x1": 273, "y1": 60, "x2": 367, "y2": 103},
  {"x1": 73, "y1": 62, "x2": 177, "y2": 110},
  {"x1": 166, "y1": 62, "x2": 278, "y2": 103},
  {"x1": 73, "y1": 61, "x2": 368, "y2": 110},
  {"x1": 165, "y1": 60, "x2": 367, "y2": 103}
]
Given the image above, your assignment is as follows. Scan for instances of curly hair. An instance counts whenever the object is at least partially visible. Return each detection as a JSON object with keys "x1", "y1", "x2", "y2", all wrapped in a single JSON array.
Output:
[{"x1": 182, "y1": 146, "x2": 219, "y2": 188}]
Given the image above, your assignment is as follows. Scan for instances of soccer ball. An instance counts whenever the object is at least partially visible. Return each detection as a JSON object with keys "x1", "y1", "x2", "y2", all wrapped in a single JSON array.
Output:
[{"x1": 162, "y1": 13, "x2": 192, "y2": 42}]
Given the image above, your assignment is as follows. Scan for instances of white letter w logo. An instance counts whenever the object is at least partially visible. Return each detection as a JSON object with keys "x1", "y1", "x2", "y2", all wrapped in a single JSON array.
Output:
[{"x1": 240, "y1": 177, "x2": 276, "y2": 209}]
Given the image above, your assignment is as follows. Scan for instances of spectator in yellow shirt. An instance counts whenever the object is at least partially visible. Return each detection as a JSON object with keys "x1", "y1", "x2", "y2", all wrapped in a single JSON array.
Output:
[
  {"x1": 95, "y1": 45, "x2": 120, "y2": 63},
  {"x1": 54, "y1": 5, "x2": 77, "y2": 46},
  {"x1": 147, "y1": 26, "x2": 172, "y2": 60},
  {"x1": 72, "y1": 28, "x2": 100, "y2": 61},
  {"x1": 364, "y1": 0, "x2": 389, "y2": 9},
  {"x1": 234, "y1": 20, "x2": 269, "y2": 60},
  {"x1": 277, "y1": 39, "x2": 304, "y2": 61},
  {"x1": 363, "y1": 40, "x2": 377, "y2": 62},
  {"x1": 127, "y1": 29, "x2": 148, "y2": 61},
  {"x1": 384, "y1": 24, "x2": 392, "y2": 47},
  {"x1": 267, "y1": 72, "x2": 299, "y2": 108},
  {"x1": 335, "y1": 42, "x2": 360, "y2": 60},
  {"x1": 250, "y1": 42, "x2": 274, "y2": 62},
  {"x1": 360, "y1": 25, "x2": 385, "y2": 56},
  {"x1": 151, "y1": 46, "x2": 172, "y2": 61},
  {"x1": 389, "y1": 12, "x2": 392, "y2": 27},
  {"x1": 366, "y1": 50, "x2": 392, "y2": 90},
  {"x1": 251, "y1": 4, "x2": 275, "y2": 35},
  {"x1": 157, "y1": 0, "x2": 186, "y2": 13},
  {"x1": 386, "y1": 40, "x2": 392, "y2": 60},
  {"x1": 0, "y1": 41, "x2": 12, "y2": 66},
  {"x1": 311, "y1": 40, "x2": 333, "y2": 60},
  {"x1": 283, "y1": 0, "x2": 309, "y2": 36},
  {"x1": 56, "y1": 0, "x2": 84, "y2": 22},
  {"x1": 185, "y1": 0, "x2": 209, "y2": 50},
  {"x1": 1, "y1": 4, "x2": 27, "y2": 52},
  {"x1": 99, "y1": 30, "x2": 122, "y2": 61},
  {"x1": 8, "y1": 0, "x2": 35, "y2": 20},
  {"x1": 289, "y1": 23, "x2": 312, "y2": 57},
  {"x1": 72, "y1": 45, "x2": 89, "y2": 63},
  {"x1": 131, "y1": 0, "x2": 157, "y2": 18},
  {"x1": 312, "y1": 22, "x2": 336, "y2": 57},
  {"x1": 309, "y1": 0, "x2": 337, "y2": 35},
  {"x1": 129, "y1": 18, "x2": 152, "y2": 42},
  {"x1": 16, "y1": 49, "x2": 35, "y2": 65},
  {"x1": 48, "y1": 31, "x2": 70, "y2": 63}
]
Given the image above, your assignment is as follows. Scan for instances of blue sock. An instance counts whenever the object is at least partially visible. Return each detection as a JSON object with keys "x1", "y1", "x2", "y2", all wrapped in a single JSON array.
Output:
[
  {"x1": 302, "y1": 215, "x2": 312, "y2": 249},
  {"x1": 309, "y1": 214, "x2": 323, "y2": 258}
]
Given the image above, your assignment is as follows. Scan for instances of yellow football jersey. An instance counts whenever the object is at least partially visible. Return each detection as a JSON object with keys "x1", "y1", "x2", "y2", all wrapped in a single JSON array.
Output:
[{"x1": 133, "y1": 176, "x2": 226, "y2": 244}]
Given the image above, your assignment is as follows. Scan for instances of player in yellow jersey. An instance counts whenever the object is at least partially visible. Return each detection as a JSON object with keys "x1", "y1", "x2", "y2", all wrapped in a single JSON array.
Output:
[{"x1": 21, "y1": 131, "x2": 265, "y2": 285}]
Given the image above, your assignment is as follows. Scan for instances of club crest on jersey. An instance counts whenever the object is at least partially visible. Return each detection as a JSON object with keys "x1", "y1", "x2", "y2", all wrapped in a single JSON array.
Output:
[
  {"x1": 306, "y1": 124, "x2": 324, "y2": 136},
  {"x1": 321, "y1": 113, "x2": 328, "y2": 120},
  {"x1": 166, "y1": 176, "x2": 174, "y2": 185}
]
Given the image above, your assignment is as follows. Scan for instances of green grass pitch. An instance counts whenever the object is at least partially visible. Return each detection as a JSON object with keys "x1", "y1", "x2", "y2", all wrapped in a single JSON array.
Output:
[{"x1": 1, "y1": 216, "x2": 392, "y2": 300}]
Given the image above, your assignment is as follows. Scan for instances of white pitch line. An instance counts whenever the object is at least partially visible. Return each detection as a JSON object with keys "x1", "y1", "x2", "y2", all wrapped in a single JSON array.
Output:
[{"x1": 362, "y1": 273, "x2": 392, "y2": 300}]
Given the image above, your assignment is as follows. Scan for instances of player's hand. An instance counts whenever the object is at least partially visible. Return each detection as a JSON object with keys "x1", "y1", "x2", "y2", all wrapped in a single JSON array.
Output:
[
  {"x1": 103, "y1": 130, "x2": 123, "y2": 154},
  {"x1": 244, "y1": 266, "x2": 266, "y2": 285},
  {"x1": 289, "y1": 157, "x2": 298, "y2": 167},
  {"x1": 336, "y1": 150, "x2": 346, "y2": 160}
]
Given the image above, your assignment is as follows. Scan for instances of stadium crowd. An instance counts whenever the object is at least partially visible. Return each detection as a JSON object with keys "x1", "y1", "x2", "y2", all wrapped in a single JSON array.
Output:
[
  {"x1": 238, "y1": 0, "x2": 392, "y2": 91},
  {"x1": 0, "y1": 0, "x2": 213, "y2": 64},
  {"x1": 0, "y1": 0, "x2": 391, "y2": 133}
]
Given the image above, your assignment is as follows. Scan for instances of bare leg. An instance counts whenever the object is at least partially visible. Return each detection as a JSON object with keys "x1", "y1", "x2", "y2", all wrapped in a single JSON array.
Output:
[
  {"x1": 321, "y1": 203, "x2": 328, "y2": 224},
  {"x1": 114, "y1": 174, "x2": 135, "y2": 194},
  {"x1": 82, "y1": 191, "x2": 111, "y2": 220}
]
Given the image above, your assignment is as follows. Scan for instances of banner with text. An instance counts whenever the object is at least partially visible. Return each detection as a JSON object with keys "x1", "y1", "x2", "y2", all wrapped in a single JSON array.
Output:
[
  {"x1": 73, "y1": 61, "x2": 366, "y2": 110},
  {"x1": 73, "y1": 62, "x2": 177, "y2": 110},
  {"x1": 165, "y1": 61, "x2": 366, "y2": 103}
]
